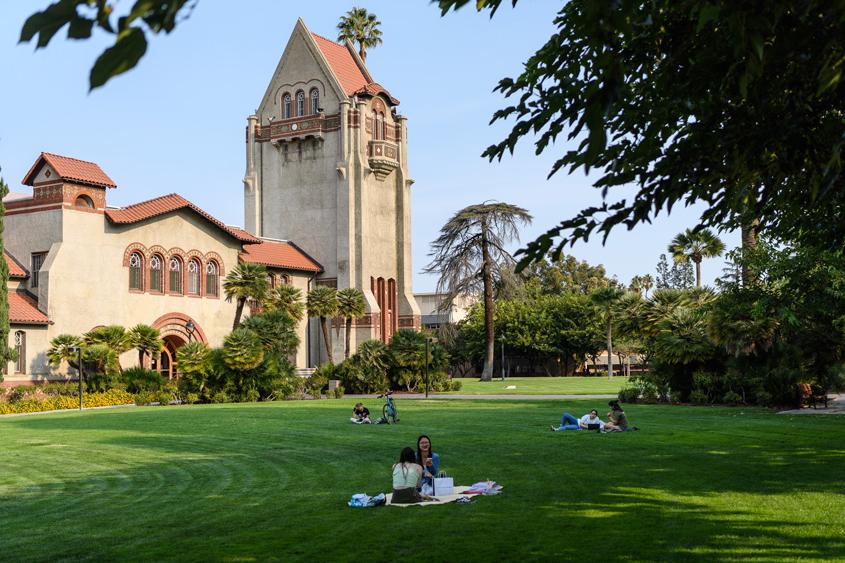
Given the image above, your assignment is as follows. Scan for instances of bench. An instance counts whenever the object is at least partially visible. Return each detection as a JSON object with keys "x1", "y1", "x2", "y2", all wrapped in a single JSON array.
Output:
[{"x1": 799, "y1": 383, "x2": 829, "y2": 409}]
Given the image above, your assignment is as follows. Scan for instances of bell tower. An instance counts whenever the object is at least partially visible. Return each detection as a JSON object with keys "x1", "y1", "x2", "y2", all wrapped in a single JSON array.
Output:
[{"x1": 244, "y1": 19, "x2": 420, "y2": 363}]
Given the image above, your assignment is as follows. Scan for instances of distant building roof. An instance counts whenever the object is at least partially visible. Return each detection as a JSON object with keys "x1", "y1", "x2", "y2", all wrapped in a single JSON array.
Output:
[
  {"x1": 8, "y1": 291, "x2": 49, "y2": 325},
  {"x1": 310, "y1": 32, "x2": 399, "y2": 105},
  {"x1": 105, "y1": 193, "x2": 261, "y2": 243},
  {"x1": 23, "y1": 152, "x2": 117, "y2": 188},
  {"x1": 5, "y1": 251, "x2": 28, "y2": 279},
  {"x1": 240, "y1": 240, "x2": 323, "y2": 273}
]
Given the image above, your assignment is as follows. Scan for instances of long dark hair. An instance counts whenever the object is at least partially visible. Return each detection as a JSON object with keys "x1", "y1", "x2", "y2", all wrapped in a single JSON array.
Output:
[
  {"x1": 609, "y1": 400, "x2": 623, "y2": 412},
  {"x1": 416, "y1": 434, "x2": 432, "y2": 466},
  {"x1": 398, "y1": 446, "x2": 416, "y2": 477}
]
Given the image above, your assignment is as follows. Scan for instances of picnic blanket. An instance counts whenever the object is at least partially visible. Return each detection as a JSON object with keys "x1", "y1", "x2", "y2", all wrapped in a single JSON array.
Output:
[{"x1": 386, "y1": 486, "x2": 472, "y2": 507}]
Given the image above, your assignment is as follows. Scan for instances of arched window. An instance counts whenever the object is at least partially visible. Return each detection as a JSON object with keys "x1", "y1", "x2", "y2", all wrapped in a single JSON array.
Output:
[
  {"x1": 372, "y1": 110, "x2": 378, "y2": 139},
  {"x1": 188, "y1": 259, "x2": 201, "y2": 295},
  {"x1": 282, "y1": 93, "x2": 291, "y2": 119},
  {"x1": 14, "y1": 331, "x2": 26, "y2": 374},
  {"x1": 267, "y1": 273, "x2": 276, "y2": 289},
  {"x1": 75, "y1": 194, "x2": 94, "y2": 208},
  {"x1": 378, "y1": 113, "x2": 385, "y2": 141},
  {"x1": 206, "y1": 261, "x2": 219, "y2": 297},
  {"x1": 149, "y1": 255, "x2": 163, "y2": 293},
  {"x1": 310, "y1": 88, "x2": 320, "y2": 115},
  {"x1": 296, "y1": 90, "x2": 305, "y2": 116},
  {"x1": 169, "y1": 257, "x2": 183, "y2": 294},
  {"x1": 281, "y1": 274, "x2": 291, "y2": 286},
  {"x1": 129, "y1": 252, "x2": 144, "y2": 291}
]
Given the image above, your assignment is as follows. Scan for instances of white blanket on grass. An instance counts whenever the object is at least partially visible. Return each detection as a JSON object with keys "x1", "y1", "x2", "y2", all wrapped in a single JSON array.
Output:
[{"x1": 386, "y1": 486, "x2": 472, "y2": 507}]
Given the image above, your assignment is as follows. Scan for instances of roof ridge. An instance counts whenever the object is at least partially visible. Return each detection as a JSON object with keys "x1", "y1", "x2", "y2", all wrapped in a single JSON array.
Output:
[
  {"x1": 118, "y1": 192, "x2": 184, "y2": 210},
  {"x1": 41, "y1": 151, "x2": 101, "y2": 166},
  {"x1": 310, "y1": 31, "x2": 339, "y2": 45}
]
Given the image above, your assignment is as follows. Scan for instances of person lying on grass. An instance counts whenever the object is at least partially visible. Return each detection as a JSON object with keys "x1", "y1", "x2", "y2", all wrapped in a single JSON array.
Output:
[
  {"x1": 550, "y1": 409, "x2": 605, "y2": 432},
  {"x1": 392, "y1": 447, "x2": 423, "y2": 504},
  {"x1": 350, "y1": 403, "x2": 371, "y2": 424},
  {"x1": 604, "y1": 400, "x2": 629, "y2": 432},
  {"x1": 416, "y1": 434, "x2": 440, "y2": 492}
]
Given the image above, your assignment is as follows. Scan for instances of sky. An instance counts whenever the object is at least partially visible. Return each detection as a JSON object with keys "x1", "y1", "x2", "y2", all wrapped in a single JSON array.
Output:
[{"x1": 0, "y1": 1, "x2": 738, "y2": 291}]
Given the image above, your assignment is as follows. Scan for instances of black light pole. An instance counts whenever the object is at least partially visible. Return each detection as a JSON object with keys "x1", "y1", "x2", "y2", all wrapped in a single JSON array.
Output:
[
  {"x1": 70, "y1": 346, "x2": 83, "y2": 410},
  {"x1": 425, "y1": 338, "x2": 430, "y2": 399},
  {"x1": 501, "y1": 338, "x2": 506, "y2": 381},
  {"x1": 185, "y1": 319, "x2": 195, "y2": 342}
]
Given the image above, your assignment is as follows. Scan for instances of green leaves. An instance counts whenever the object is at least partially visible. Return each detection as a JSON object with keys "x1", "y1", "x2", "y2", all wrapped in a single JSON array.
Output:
[
  {"x1": 20, "y1": 0, "x2": 194, "y2": 90},
  {"x1": 90, "y1": 28, "x2": 148, "y2": 90}
]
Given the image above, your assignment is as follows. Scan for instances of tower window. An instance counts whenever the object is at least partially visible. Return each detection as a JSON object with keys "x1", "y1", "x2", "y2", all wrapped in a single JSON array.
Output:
[
  {"x1": 296, "y1": 90, "x2": 305, "y2": 116},
  {"x1": 14, "y1": 331, "x2": 26, "y2": 374},
  {"x1": 310, "y1": 88, "x2": 320, "y2": 115},
  {"x1": 30, "y1": 252, "x2": 47, "y2": 288},
  {"x1": 283, "y1": 93, "x2": 291, "y2": 119},
  {"x1": 75, "y1": 194, "x2": 94, "y2": 208}
]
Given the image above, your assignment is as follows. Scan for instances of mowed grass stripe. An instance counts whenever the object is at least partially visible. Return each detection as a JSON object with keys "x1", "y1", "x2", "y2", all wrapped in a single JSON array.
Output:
[{"x1": 1, "y1": 400, "x2": 843, "y2": 561}]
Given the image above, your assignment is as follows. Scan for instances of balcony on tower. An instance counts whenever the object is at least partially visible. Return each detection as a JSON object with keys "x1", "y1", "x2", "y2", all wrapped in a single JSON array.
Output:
[{"x1": 367, "y1": 140, "x2": 399, "y2": 180}]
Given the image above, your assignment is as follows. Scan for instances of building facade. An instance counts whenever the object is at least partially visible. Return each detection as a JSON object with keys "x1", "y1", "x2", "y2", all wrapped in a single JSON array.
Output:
[
  {"x1": 243, "y1": 19, "x2": 420, "y2": 363},
  {"x1": 3, "y1": 153, "x2": 321, "y2": 385}
]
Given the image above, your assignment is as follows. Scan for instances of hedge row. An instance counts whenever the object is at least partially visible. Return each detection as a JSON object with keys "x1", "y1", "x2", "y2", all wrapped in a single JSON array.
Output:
[{"x1": 0, "y1": 390, "x2": 136, "y2": 415}]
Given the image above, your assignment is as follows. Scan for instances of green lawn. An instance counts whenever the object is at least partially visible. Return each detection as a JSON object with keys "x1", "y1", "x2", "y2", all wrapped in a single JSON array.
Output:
[
  {"x1": 443, "y1": 375, "x2": 629, "y2": 395},
  {"x1": 1, "y1": 400, "x2": 844, "y2": 561}
]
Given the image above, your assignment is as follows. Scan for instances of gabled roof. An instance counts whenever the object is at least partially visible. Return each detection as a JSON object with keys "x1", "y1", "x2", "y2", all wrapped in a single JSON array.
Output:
[
  {"x1": 23, "y1": 152, "x2": 116, "y2": 188},
  {"x1": 105, "y1": 194, "x2": 261, "y2": 243},
  {"x1": 240, "y1": 240, "x2": 323, "y2": 273},
  {"x1": 310, "y1": 31, "x2": 399, "y2": 105},
  {"x1": 8, "y1": 291, "x2": 49, "y2": 325},
  {"x1": 5, "y1": 251, "x2": 28, "y2": 279}
]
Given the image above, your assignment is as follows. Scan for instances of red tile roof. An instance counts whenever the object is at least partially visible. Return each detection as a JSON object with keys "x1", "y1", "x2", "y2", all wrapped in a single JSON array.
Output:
[
  {"x1": 354, "y1": 83, "x2": 400, "y2": 105},
  {"x1": 23, "y1": 152, "x2": 116, "y2": 188},
  {"x1": 311, "y1": 33, "x2": 371, "y2": 96},
  {"x1": 240, "y1": 240, "x2": 323, "y2": 273},
  {"x1": 8, "y1": 291, "x2": 49, "y2": 325},
  {"x1": 5, "y1": 251, "x2": 28, "y2": 279},
  {"x1": 105, "y1": 194, "x2": 260, "y2": 243}
]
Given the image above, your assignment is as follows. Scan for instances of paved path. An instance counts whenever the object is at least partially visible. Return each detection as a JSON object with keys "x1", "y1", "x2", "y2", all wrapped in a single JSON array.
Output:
[
  {"x1": 345, "y1": 394, "x2": 618, "y2": 400},
  {"x1": 778, "y1": 393, "x2": 845, "y2": 415}
]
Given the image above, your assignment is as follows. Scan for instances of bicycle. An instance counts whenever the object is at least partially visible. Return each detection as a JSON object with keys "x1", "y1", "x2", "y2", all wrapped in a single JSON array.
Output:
[{"x1": 377, "y1": 390, "x2": 399, "y2": 424}]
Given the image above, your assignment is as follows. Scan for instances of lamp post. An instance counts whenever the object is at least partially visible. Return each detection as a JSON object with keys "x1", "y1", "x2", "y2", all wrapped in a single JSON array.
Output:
[
  {"x1": 500, "y1": 338, "x2": 506, "y2": 381},
  {"x1": 425, "y1": 337, "x2": 430, "y2": 399},
  {"x1": 185, "y1": 319, "x2": 195, "y2": 342},
  {"x1": 69, "y1": 345, "x2": 83, "y2": 410}
]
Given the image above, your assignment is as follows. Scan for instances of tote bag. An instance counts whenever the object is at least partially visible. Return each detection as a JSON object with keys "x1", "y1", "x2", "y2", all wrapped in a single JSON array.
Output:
[{"x1": 433, "y1": 471, "x2": 454, "y2": 496}]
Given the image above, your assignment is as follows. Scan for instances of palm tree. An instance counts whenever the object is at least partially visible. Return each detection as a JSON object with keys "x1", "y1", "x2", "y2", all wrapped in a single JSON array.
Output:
[
  {"x1": 307, "y1": 286, "x2": 338, "y2": 364},
  {"x1": 221, "y1": 328, "x2": 264, "y2": 372},
  {"x1": 337, "y1": 7, "x2": 383, "y2": 62},
  {"x1": 84, "y1": 325, "x2": 132, "y2": 373},
  {"x1": 128, "y1": 324, "x2": 164, "y2": 368},
  {"x1": 47, "y1": 334, "x2": 84, "y2": 371},
  {"x1": 668, "y1": 228, "x2": 726, "y2": 288},
  {"x1": 223, "y1": 262, "x2": 269, "y2": 330},
  {"x1": 590, "y1": 286, "x2": 624, "y2": 378},
  {"x1": 265, "y1": 284, "x2": 304, "y2": 321},
  {"x1": 336, "y1": 287, "x2": 366, "y2": 359},
  {"x1": 425, "y1": 202, "x2": 532, "y2": 381}
]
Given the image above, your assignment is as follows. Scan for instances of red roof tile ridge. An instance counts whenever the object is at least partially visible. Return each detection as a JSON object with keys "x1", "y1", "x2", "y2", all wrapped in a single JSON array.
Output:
[
  {"x1": 114, "y1": 192, "x2": 186, "y2": 211},
  {"x1": 24, "y1": 152, "x2": 117, "y2": 188},
  {"x1": 41, "y1": 152, "x2": 102, "y2": 167}
]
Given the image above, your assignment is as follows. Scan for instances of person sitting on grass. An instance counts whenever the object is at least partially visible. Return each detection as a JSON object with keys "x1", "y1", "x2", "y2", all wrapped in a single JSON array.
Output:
[
  {"x1": 416, "y1": 434, "x2": 440, "y2": 493},
  {"x1": 392, "y1": 447, "x2": 423, "y2": 504},
  {"x1": 550, "y1": 409, "x2": 604, "y2": 432},
  {"x1": 604, "y1": 400, "x2": 630, "y2": 432},
  {"x1": 350, "y1": 403, "x2": 371, "y2": 424}
]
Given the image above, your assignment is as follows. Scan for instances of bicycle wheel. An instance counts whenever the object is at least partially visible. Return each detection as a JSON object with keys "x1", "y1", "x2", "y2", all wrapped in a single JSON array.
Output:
[{"x1": 382, "y1": 404, "x2": 391, "y2": 424}]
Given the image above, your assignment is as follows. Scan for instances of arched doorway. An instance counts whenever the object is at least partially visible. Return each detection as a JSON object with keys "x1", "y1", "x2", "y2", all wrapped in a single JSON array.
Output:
[
  {"x1": 151, "y1": 334, "x2": 186, "y2": 380},
  {"x1": 150, "y1": 313, "x2": 207, "y2": 380}
]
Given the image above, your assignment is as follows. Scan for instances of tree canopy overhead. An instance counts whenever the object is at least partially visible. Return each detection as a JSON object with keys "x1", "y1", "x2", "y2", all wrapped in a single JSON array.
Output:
[{"x1": 439, "y1": 0, "x2": 845, "y2": 268}]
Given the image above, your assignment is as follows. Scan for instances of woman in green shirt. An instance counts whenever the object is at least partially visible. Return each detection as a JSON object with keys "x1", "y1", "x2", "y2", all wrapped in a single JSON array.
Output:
[{"x1": 392, "y1": 447, "x2": 423, "y2": 504}]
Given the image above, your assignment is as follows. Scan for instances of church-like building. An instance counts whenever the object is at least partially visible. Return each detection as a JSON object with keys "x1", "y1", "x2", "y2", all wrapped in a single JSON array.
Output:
[{"x1": 2, "y1": 19, "x2": 420, "y2": 385}]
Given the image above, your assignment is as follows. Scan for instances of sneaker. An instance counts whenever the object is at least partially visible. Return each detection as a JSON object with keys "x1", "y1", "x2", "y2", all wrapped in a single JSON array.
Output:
[{"x1": 549, "y1": 425, "x2": 556, "y2": 432}]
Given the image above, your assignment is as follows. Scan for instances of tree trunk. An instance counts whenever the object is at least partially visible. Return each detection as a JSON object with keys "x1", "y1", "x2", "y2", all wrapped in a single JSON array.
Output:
[
  {"x1": 741, "y1": 219, "x2": 759, "y2": 286},
  {"x1": 233, "y1": 298, "x2": 245, "y2": 330},
  {"x1": 320, "y1": 316, "x2": 333, "y2": 364},
  {"x1": 344, "y1": 317, "x2": 352, "y2": 359},
  {"x1": 694, "y1": 259, "x2": 702, "y2": 288},
  {"x1": 138, "y1": 349, "x2": 145, "y2": 368},
  {"x1": 480, "y1": 220, "x2": 495, "y2": 381},
  {"x1": 606, "y1": 318, "x2": 614, "y2": 379}
]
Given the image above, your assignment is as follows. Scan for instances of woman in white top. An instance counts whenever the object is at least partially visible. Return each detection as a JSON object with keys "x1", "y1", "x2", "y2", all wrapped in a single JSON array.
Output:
[{"x1": 392, "y1": 447, "x2": 423, "y2": 504}]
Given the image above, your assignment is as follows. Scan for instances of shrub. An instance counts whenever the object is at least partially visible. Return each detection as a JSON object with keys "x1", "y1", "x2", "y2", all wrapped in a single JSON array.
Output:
[
  {"x1": 122, "y1": 367, "x2": 165, "y2": 394},
  {"x1": 722, "y1": 390, "x2": 743, "y2": 405},
  {"x1": 331, "y1": 386, "x2": 345, "y2": 399},
  {"x1": 0, "y1": 390, "x2": 135, "y2": 415},
  {"x1": 135, "y1": 391, "x2": 154, "y2": 406},
  {"x1": 210, "y1": 390, "x2": 230, "y2": 404},
  {"x1": 156, "y1": 391, "x2": 172, "y2": 406},
  {"x1": 618, "y1": 386, "x2": 640, "y2": 403},
  {"x1": 9, "y1": 385, "x2": 32, "y2": 403},
  {"x1": 184, "y1": 392, "x2": 200, "y2": 404},
  {"x1": 341, "y1": 340, "x2": 390, "y2": 394},
  {"x1": 42, "y1": 382, "x2": 79, "y2": 397},
  {"x1": 449, "y1": 380, "x2": 462, "y2": 392},
  {"x1": 689, "y1": 389, "x2": 709, "y2": 405}
]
